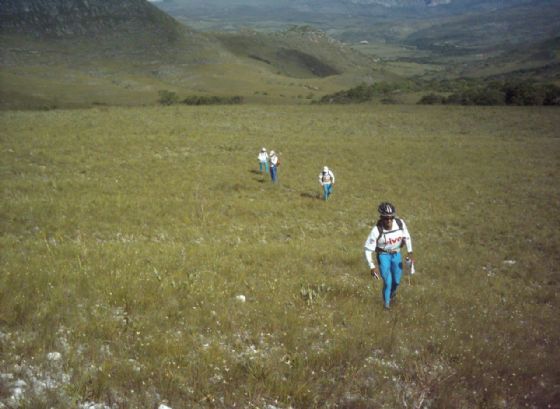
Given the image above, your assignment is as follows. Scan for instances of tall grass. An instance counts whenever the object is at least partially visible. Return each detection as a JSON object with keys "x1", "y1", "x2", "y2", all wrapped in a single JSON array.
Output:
[{"x1": 1, "y1": 105, "x2": 559, "y2": 408}]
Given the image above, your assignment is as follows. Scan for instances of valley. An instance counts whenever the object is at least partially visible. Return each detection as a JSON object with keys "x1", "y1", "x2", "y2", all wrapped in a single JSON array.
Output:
[{"x1": 1, "y1": 0, "x2": 559, "y2": 109}]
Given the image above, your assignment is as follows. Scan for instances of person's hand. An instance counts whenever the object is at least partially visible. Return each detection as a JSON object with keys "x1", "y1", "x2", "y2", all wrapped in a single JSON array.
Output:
[
  {"x1": 408, "y1": 252, "x2": 414, "y2": 263},
  {"x1": 371, "y1": 267, "x2": 379, "y2": 280}
]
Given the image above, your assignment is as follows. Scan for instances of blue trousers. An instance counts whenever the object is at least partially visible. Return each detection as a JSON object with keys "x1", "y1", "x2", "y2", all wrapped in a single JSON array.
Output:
[
  {"x1": 378, "y1": 252, "x2": 403, "y2": 307},
  {"x1": 270, "y1": 166, "x2": 278, "y2": 183},
  {"x1": 259, "y1": 161, "x2": 269, "y2": 173},
  {"x1": 322, "y1": 183, "x2": 333, "y2": 200}
]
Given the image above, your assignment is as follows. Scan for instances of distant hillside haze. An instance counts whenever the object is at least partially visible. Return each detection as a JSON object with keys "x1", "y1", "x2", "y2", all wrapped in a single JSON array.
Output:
[{"x1": 157, "y1": 0, "x2": 540, "y2": 16}]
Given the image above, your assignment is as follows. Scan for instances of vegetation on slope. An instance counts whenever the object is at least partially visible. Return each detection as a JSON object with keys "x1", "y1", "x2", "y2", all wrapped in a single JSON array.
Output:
[
  {"x1": 1, "y1": 105, "x2": 559, "y2": 408},
  {"x1": 0, "y1": 0, "x2": 383, "y2": 109},
  {"x1": 213, "y1": 26, "x2": 377, "y2": 79},
  {"x1": 318, "y1": 78, "x2": 560, "y2": 105},
  {"x1": 404, "y1": 1, "x2": 560, "y2": 53}
]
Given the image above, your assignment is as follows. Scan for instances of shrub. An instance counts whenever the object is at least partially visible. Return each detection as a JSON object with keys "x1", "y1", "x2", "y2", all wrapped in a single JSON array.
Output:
[
  {"x1": 445, "y1": 93, "x2": 464, "y2": 105},
  {"x1": 318, "y1": 81, "x2": 422, "y2": 104},
  {"x1": 418, "y1": 94, "x2": 445, "y2": 105},
  {"x1": 472, "y1": 88, "x2": 506, "y2": 105},
  {"x1": 543, "y1": 84, "x2": 560, "y2": 105},
  {"x1": 381, "y1": 97, "x2": 398, "y2": 105},
  {"x1": 182, "y1": 95, "x2": 244, "y2": 105},
  {"x1": 502, "y1": 81, "x2": 545, "y2": 106},
  {"x1": 437, "y1": 81, "x2": 559, "y2": 106},
  {"x1": 158, "y1": 90, "x2": 179, "y2": 106}
]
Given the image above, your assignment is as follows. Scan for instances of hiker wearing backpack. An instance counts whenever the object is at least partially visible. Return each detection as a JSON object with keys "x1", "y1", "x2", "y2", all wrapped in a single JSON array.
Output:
[
  {"x1": 364, "y1": 202, "x2": 414, "y2": 310},
  {"x1": 258, "y1": 147, "x2": 269, "y2": 173},
  {"x1": 318, "y1": 166, "x2": 335, "y2": 200},
  {"x1": 269, "y1": 150, "x2": 280, "y2": 183}
]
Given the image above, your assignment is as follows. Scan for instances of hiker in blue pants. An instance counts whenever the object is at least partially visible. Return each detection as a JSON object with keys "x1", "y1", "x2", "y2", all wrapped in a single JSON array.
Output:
[
  {"x1": 318, "y1": 166, "x2": 335, "y2": 200},
  {"x1": 258, "y1": 147, "x2": 269, "y2": 173},
  {"x1": 364, "y1": 202, "x2": 414, "y2": 310},
  {"x1": 269, "y1": 150, "x2": 279, "y2": 183}
]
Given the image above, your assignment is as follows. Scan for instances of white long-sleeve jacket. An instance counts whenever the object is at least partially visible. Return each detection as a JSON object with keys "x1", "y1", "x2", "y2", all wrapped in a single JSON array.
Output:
[
  {"x1": 258, "y1": 151, "x2": 269, "y2": 162},
  {"x1": 364, "y1": 218, "x2": 412, "y2": 269},
  {"x1": 318, "y1": 170, "x2": 335, "y2": 185}
]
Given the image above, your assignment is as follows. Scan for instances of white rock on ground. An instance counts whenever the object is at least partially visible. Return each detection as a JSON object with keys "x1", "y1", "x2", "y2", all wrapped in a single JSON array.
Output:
[{"x1": 47, "y1": 351, "x2": 62, "y2": 361}]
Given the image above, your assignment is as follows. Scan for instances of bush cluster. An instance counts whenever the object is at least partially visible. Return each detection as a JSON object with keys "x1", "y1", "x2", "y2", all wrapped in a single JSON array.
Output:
[
  {"x1": 317, "y1": 79, "x2": 560, "y2": 106},
  {"x1": 317, "y1": 81, "x2": 419, "y2": 104},
  {"x1": 158, "y1": 90, "x2": 179, "y2": 106},
  {"x1": 419, "y1": 81, "x2": 560, "y2": 106},
  {"x1": 158, "y1": 90, "x2": 243, "y2": 106},
  {"x1": 182, "y1": 95, "x2": 243, "y2": 105}
]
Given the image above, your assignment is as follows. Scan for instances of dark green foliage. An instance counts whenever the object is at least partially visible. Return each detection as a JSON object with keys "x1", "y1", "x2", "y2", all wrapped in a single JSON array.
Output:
[
  {"x1": 419, "y1": 80, "x2": 560, "y2": 106},
  {"x1": 182, "y1": 95, "x2": 243, "y2": 105},
  {"x1": 158, "y1": 90, "x2": 179, "y2": 106},
  {"x1": 158, "y1": 93, "x2": 243, "y2": 106},
  {"x1": 503, "y1": 81, "x2": 545, "y2": 105},
  {"x1": 381, "y1": 97, "x2": 398, "y2": 105},
  {"x1": 418, "y1": 93, "x2": 446, "y2": 105},
  {"x1": 318, "y1": 81, "x2": 417, "y2": 104},
  {"x1": 544, "y1": 84, "x2": 560, "y2": 105},
  {"x1": 444, "y1": 88, "x2": 505, "y2": 106}
]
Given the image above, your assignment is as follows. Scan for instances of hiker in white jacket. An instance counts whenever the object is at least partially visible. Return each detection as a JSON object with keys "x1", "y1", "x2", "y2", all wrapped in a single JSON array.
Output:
[
  {"x1": 364, "y1": 202, "x2": 414, "y2": 310},
  {"x1": 269, "y1": 150, "x2": 279, "y2": 183},
  {"x1": 258, "y1": 147, "x2": 269, "y2": 173},
  {"x1": 318, "y1": 166, "x2": 335, "y2": 200}
]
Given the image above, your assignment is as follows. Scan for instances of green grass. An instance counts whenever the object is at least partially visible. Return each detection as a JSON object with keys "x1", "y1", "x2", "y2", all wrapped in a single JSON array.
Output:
[{"x1": 1, "y1": 105, "x2": 559, "y2": 408}]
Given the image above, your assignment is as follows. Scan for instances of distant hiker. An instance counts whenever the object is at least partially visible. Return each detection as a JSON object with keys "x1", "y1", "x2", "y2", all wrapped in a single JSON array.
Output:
[
  {"x1": 269, "y1": 150, "x2": 280, "y2": 183},
  {"x1": 364, "y1": 202, "x2": 414, "y2": 310},
  {"x1": 318, "y1": 166, "x2": 335, "y2": 200},
  {"x1": 258, "y1": 147, "x2": 269, "y2": 173}
]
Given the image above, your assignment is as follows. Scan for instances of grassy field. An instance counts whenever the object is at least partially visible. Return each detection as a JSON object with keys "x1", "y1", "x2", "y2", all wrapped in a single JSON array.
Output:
[{"x1": 1, "y1": 104, "x2": 559, "y2": 408}]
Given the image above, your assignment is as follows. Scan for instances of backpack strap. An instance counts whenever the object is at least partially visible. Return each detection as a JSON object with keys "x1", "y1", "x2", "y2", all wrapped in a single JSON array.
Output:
[
  {"x1": 375, "y1": 219, "x2": 383, "y2": 243},
  {"x1": 375, "y1": 217, "x2": 404, "y2": 242}
]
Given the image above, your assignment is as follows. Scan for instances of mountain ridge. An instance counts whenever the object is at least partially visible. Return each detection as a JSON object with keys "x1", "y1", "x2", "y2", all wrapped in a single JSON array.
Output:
[{"x1": 0, "y1": 0, "x2": 185, "y2": 39}]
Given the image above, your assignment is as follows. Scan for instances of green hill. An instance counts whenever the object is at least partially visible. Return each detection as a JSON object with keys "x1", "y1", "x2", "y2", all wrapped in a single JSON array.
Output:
[
  {"x1": 214, "y1": 26, "x2": 378, "y2": 79},
  {"x1": 0, "y1": 0, "x2": 387, "y2": 109},
  {"x1": 0, "y1": 0, "x2": 229, "y2": 108},
  {"x1": 400, "y1": 1, "x2": 560, "y2": 80}
]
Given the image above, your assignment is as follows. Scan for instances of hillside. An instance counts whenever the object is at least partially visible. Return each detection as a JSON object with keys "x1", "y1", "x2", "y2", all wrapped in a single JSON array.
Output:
[
  {"x1": 452, "y1": 36, "x2": 560, "y2": 80},
  {"x1": 0, "y1": 0, "x2": 228, "y2": 108},
  {"x1": 1, "y1": 0, "x2": 183, "y2": 40},
  {"x1": 0, "y1": 0, "x2": 384, "y2": 109},
  {"x1": 214, "y1": 26, "x2": 378, "y2": 79},
  {"x1": 404, "y1": 0, "x2": 560, "y2": 53},
  {"x1": 397, "y1": 1, "x2": 560, "y2": 80},
  {"x1": 1, "y1": 104, "x2": 559, "y2": 408},
  {"x1": 2, "y1": 0, "x2": 558, "y2": 109},
  {"x1": 156, "y1": 0, "x2": 560, "y2": 84}
]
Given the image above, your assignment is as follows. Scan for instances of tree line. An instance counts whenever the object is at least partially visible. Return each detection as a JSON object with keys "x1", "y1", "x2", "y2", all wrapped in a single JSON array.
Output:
[
  {"x1": 316, "y1": 79, "x2": 560, "y2": 106},
  {"x1": 159, "y1": 90, "x2": 243, "y2": 106},
  {"x1": 419, "y1": 81, "x2": 560, "y2": 106}
]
